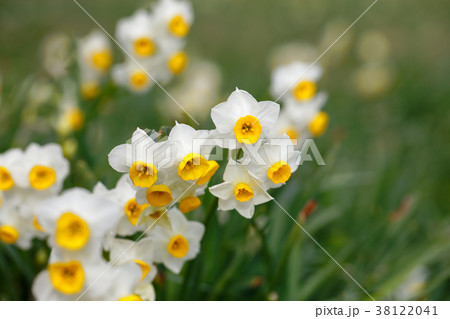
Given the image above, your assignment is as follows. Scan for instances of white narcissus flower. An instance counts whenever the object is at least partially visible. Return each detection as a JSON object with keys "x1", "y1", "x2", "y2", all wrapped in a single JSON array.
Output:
[
  {"x1": 244, "y1": 134, "x2": 300, "y2": 189},
  {"x1": 167, "y1": 122, "x2": 214, "y2": 182},
  {"x1": 110, "y1": 237, "x2": 158, "y2": 283},
  {"x1": 32, "y1": 255, "x2": 141, "y2": 301},
  {"x1": 133, "y1": 282, "x2": 156, "y2": 301},
  {"x1": 35, "y1": 188, "x2": 121, "y2": 260},
  {"x1": 112, "y1": 59, "x2": 154, "y2": 93},
  {"x1": 209, "y1": 162, "x2": 272, "y2": 219},
  {"x1": 93, "y1": 175, "x2": 146, "y2": 241},
  {"x1": 0, "y1": 195, "x2": 46, "y2": 249},
  {"x1": 270, "y1": 61, "x2": 323, "y2": 103},
  {"x1": 108, "y1": 128, "x2": 174, "y2": 189},
  {"x1": 14, "y1": 143, "x2": 69, "y2": 195},
  {"x1": 149, "y1": 208, "x2": 204, "y2": 274},
  {"x1": 153, "y1": 0, "x2": 194, "y2": 38},
  {"x1": 0, "y1": 148, "x2": 22, "y2": 192},
  {"x1": 78, "y1": 30, "x2": 112, "y2": 75},
  {"x1": 116, "y1": 10, "x2": 158, "y2": 59},
  {"x1": 211, "y1": 89, "x2": 280, "y2": 148}
]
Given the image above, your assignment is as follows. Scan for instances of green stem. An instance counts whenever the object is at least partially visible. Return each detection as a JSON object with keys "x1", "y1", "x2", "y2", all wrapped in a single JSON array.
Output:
[
  {"x1": 250, "y1": 219, "x2": 273, "y2": 286},
  {"x1": 178, "y1": 196, "x2": 219, "y2": 300}
]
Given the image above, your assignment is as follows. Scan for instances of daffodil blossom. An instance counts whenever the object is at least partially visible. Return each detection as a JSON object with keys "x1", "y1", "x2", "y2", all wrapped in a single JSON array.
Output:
[
  {"x1": 167, "y1": 122, "x2": 214, "y2": 182},
  {"x1": 153, "y1": 0, "x2": 193, "y2": 38},
  {"x1": 35, "y1": 188, "x2": 121, "y2": 260},
  {"x1": 77, "y1": 30, "x2": 112, "y2": 75},
  {"x1": 270, "y1": 61, "x2": 323, "y2": 104},
  {"x1": 0, "y1": 195, "x2": 46, "y2": 249},
  {"x1": 211, "y1": 89, "x2": 280, "y2": 148},
  {"x1": 93, "y1": 175, "x2": 146, "y2": 240},
  {"x1": 116, "y1": 10, "x2": 158, "y2": 59},
  {"x1": 112, "y1": 59, "x2": 155, "y2": 93},
  {"x1": 108, "y1": 128, "x2": 174, "y2": 189},
  {"x1": 149, "y1": 207, "x2": 204, "y2": 273},
  {"x1": 32, "y1": 254, "x2": 141, "y2": 301},
  {"x1": 110, "y1": 237, "x2": 158, "y2": 283},
  {"x1": 14, "y1": 143, "x2": 69, "y2": 195},
  {"x1": 0, "y1": 148, "x2": 22, "y2": 192},
  {"x1": 244, "y1": 134, "x2": 301, "y2": 189},
  {"x1": 209, "y1": 161, "x2": 272, "y2": 218}
]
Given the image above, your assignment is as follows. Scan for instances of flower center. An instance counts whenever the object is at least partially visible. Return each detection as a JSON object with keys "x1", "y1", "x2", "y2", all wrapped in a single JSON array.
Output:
[
  {"x1": 309, "y1": 111, "x2": 329, "y2": 137},
  {"x1": 284, "y1": 127, "x2": 298, "y2": 142},
  {"x1": 29, "y1": 165, "x2": 56, "y2": 190},
  {"x1": 293, "y1": 81, "x2": 317, "y2": 101},
  {"x1": 179, "y1": 196, "x2": 201, "y2": 213},
  {"x1": 91, "y1": 50, "x2": 112, "y2": 71},
  {"x1": 124, "y1": 198, "x2": 148, "y2": 226},
  {"x1": 134, "y1": 259, "x2": 151, "y2": 281},
  {"x1": 148, "y1": 210, "x2": 163, "y2": 220},
  {"x1": 234, "y1": 183, "x2": 254, "y2": 202},
  {"x1": 196, "y1": 160, "x2": 219, "y2": 185},
  {"x1": 65, "y1": 107, "x2": 85, "y2": 131},
  {"x1": 119, "y1": 294, "x2": 143, "y2": 301},
  {"x1": 168, "y1": 51, "x2": 188, "y2": 74},
  {"x1": 0, "y1": 167, "x2": 14, "y2": 191},
  {"x1": 233, "y1": 115, "x2": 262, "y2": 144},
  {"x1": 48, "y1": 261, "x2": 84, "y2": 295},
  {"x1": 267, "y1": 161, "x2": 291, "y2": 184},
  {"x1": 56, "y1": 212, "x2": 90, "y2": 250},
  {"x1": 177, "y1": 153, "x2": 209, "y2": 181},
  {"x1": 133, "y1": 37, "x2": 155, "y2": 57},
  {"x1": 167, "y1": 234, "x2": 189, "y2": 258},
  {"x1": 146, "y1": 184, "x2": 173, "y2": 207},
  {"x1": 168, "y1": 15, "x2": 189, "y2": 37},
  {"x1": 129, "y1": 161, "x2": 158, "y2": 188},
  {"x1": 80, "y1": 81, "x2": 100, "y2": 100},
  {"x1": 0, "y1": 225, "x2": 19, "y2": 244},
  {"x1": 130, "y1": 71, "x2": 149, "y2": 89}
]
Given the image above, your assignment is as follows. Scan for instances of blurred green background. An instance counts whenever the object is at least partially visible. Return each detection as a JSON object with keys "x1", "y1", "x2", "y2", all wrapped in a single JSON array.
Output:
[{"x1": 0, "y1": 0, "x2": 449, "y2": 300}]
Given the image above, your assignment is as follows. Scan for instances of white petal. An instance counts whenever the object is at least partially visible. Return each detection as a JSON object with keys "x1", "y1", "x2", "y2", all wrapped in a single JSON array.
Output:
[
  {"x1": 209, "y1": 181, "x2": 233, "y2": 200},
  {"x1": 108, "y1": 144, "x2": 132, "y2": 172}
]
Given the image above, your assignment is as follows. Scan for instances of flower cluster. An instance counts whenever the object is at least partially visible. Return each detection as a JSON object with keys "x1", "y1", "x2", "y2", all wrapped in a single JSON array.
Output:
[
  {"x1": 112, "y1": 0, "x2": 193, "y2": 93},
  {"x1": 1, "y1": 80, "x2": 328, "y2": 300},
  {"x1": 77, "y1": 0, "x2": 193, "y2": 98},
  {"x1": 270, "y1": 61, "x2": 329, "y2": 145},
  {"x1": 0, "y1": 144, "x2": 69, "y2": 249},
  {"x1": 109, "y1": 88, "x2": 302, "y2": 222}
]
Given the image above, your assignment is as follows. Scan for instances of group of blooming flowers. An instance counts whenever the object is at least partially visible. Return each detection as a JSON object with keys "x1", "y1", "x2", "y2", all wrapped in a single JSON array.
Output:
[
  {"x1": 77, "y1": 0, "x2": 193, "y2": 100},
  {"x1": 0, "y1": 0, "x2": 331, "y2": 302}
]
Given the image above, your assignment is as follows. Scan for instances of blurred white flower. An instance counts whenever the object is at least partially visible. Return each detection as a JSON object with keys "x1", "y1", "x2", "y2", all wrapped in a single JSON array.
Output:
[
  {"x1": 78, "y1": 30, "x2": 113, "y2": 75},
  {"x1": 271, "y1": 61, "x2": 323, "y2": 104},
  {"x1": 112, "y1": 59, "x2": 154, "y2": 93},
  {"x1": 116, "y1": 10, "x2": 158, "y2": 59},
  {"x1": 35, "y1": 188, "x2": 121, "y2": 260},
  {"x1": 357, "y1": 30, "x2": 391, "y2": 63},
  {"x1": 150, "y1": 207, "x2": 204, "y2": 273},
  {"x1": 0, "y1": 148, "x2": 23, "y2": 192},
  {"x1": 153, "y1": 0, "x2": 194, "y2": 38},
  {"x1": 167, "y1": 60, "x2": 222, "y2": 121},
  {"x1": 14, "y1": 143, "x2": 69, "y2": 195},
  {"x1": 110, "y1": 237, "x2": 158, "y2": 283},
  {"x1": 41, "y1": 33, "x2": 72, "y2": 79},
  {"x1": 33, "y1": 255, "x2": 141, "y2": 301}
]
